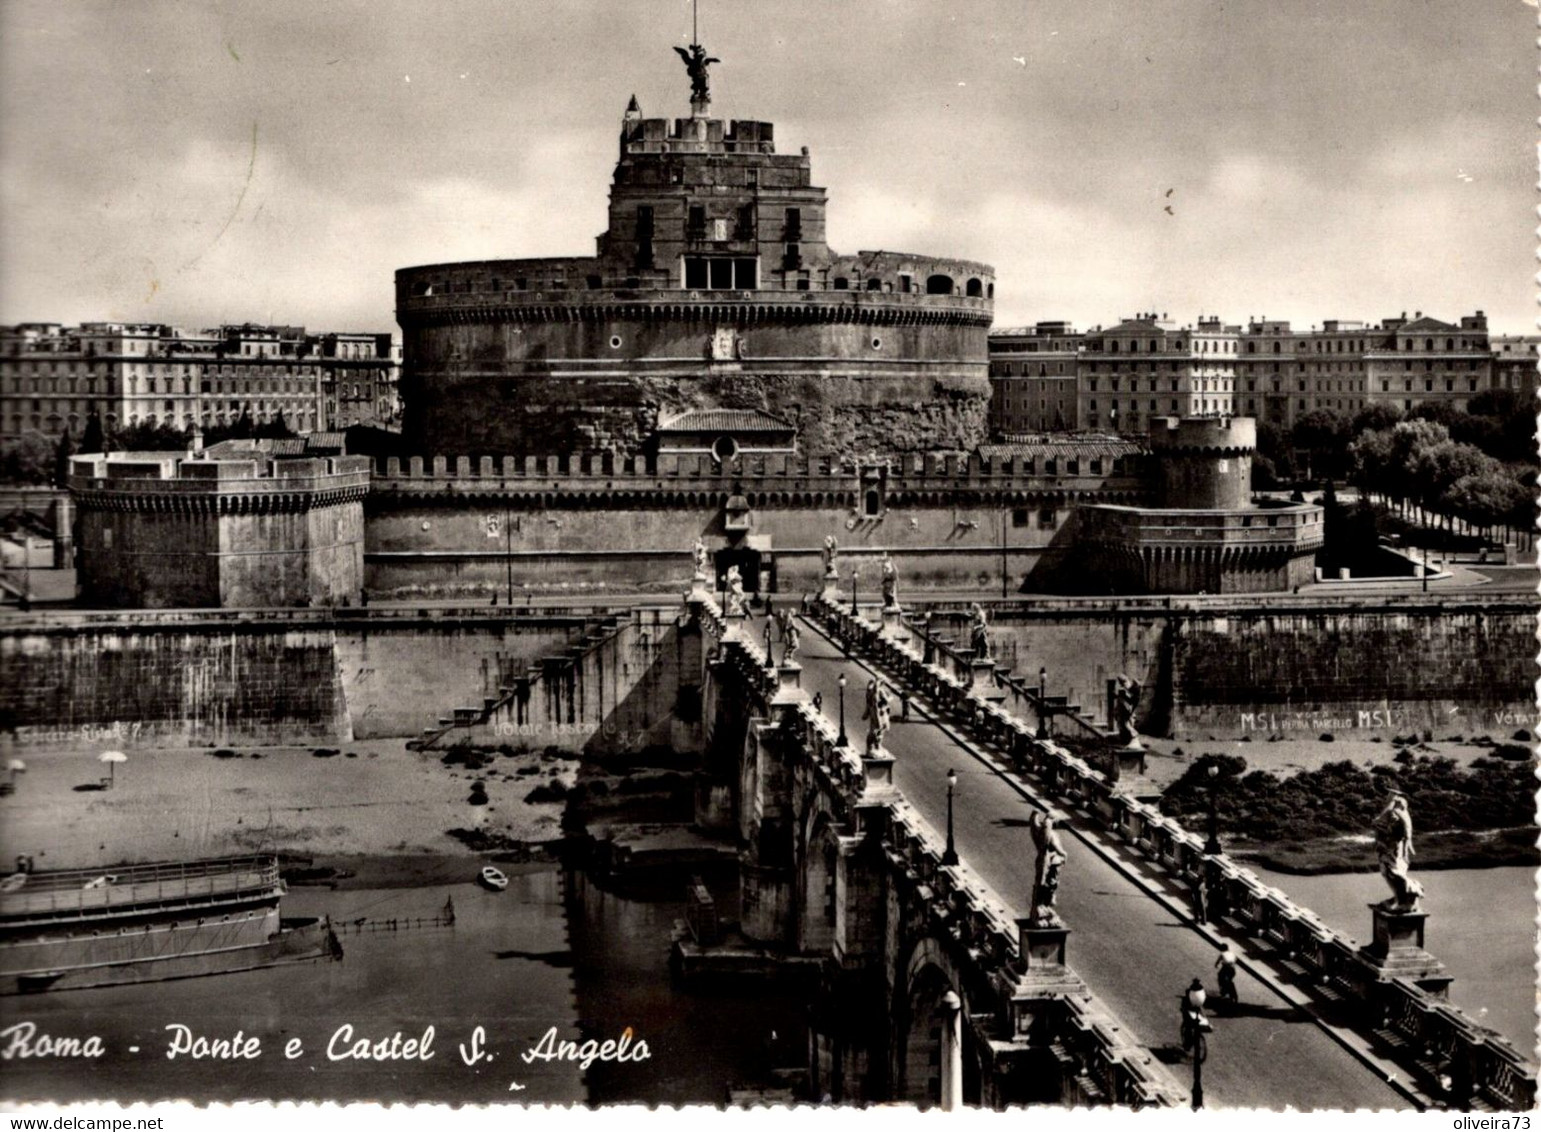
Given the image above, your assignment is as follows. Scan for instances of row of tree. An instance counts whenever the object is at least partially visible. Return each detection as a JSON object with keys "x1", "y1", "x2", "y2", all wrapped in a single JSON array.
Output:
[
  {"x1": 1256, "y1": 391, "x2": 1536, "y2": 486},
  {"x1": 1253, "y1": 394, "x2": 1536, "y2": 542},
  {"x1": 0, "y1": 410, "x2": 297, "y2": 487}
]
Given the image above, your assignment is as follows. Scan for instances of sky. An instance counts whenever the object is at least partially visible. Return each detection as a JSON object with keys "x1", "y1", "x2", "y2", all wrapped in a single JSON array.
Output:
[{"x1": 0, "y1": 0, "x2": 1534, "y2": 335}]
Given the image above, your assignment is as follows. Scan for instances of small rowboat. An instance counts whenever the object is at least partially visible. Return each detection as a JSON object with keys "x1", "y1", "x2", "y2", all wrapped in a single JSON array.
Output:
[{"x1": 478, "y1": 866, "x2": 509, "y2": 891}]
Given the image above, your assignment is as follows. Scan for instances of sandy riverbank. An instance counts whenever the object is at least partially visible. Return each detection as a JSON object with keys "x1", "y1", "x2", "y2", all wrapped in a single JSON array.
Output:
[{"x1": 0, "y1": 738, "x2": 576, "y2": 872}]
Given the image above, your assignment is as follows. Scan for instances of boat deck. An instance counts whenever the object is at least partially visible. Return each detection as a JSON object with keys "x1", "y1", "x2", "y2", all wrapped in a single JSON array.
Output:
[{"x1": 1, "y1": 856, "x2": 282, "y2": 928}]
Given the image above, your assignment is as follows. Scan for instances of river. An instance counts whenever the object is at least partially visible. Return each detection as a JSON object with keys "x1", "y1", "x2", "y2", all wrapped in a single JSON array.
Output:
[
  {"x1": 1, "y1": 865, "x2": 802, "y2": 1104},
  {"x1": 1247, "y1": 863, "x2": 1538, "y2": 1058}
]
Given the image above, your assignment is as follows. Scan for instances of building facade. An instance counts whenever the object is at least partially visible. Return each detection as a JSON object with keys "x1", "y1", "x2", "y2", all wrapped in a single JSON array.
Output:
[
  {"x1": 990, "y1": 310, "x2": 1506, "y2": 435},
  {"x1": 987, "y1": 323, "x2": 1081, "y2": 434},
  {"x1": 397, "y1": 49, "x2": 994, "y2": 460},
  {"x1": 1077, "y1": 315, "x2": 1239, "y2": 435},
  {"x1": 0, "y1": 322, "x2": 399, "y2": 444}
]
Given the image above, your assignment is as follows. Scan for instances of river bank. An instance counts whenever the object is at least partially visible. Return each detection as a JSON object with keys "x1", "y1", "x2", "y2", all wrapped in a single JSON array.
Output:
[{"x1": 0, "y1": 738, "x2": 577, "y2": 870}]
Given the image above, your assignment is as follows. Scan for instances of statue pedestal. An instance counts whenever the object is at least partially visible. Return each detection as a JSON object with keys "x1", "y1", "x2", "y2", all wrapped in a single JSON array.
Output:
[
  {"x1": 819, "y1": 574, "x2": 839, "y2": 603},
  {"x1": 1009, "y1": 918, "x2": 1085, "y2": 1038},
  {"x1": 1107, "y1": 743, "x2": 1160, "y2": 802},
  {"x1": 774, "y1": 663, "x2": 802, "y2": 697},
  {"x1": 880, "y1": 606, "x2": 905, "y2": 639},
  {"x1": 968, "y1": 659, "x2": 1005, "y2": 701},
  {"x1": 1361, "y1": 903, "x2": 1450, "y2": 996}
]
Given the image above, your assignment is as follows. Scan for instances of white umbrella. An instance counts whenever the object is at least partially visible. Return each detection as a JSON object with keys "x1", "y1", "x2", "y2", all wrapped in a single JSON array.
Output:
[{"x1": 98, "y1": 750, "x2": 127, "y2": 786}]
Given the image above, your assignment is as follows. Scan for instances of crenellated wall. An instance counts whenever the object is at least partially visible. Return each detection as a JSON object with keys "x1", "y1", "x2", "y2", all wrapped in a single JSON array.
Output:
[{"x1": 362, "y1": 450, "x2": 1146, "y2": 597}]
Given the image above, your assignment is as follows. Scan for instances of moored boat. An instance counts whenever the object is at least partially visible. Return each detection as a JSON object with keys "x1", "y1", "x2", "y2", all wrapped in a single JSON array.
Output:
[{"x1": 0, "y1": 855, "x2": 341, "y2": 994}]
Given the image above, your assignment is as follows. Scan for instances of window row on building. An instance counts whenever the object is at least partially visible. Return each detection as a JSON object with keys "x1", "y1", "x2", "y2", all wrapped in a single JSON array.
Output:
[
  {"x1": 990, "y1": 312, "x2": 1537, "y2": 436},
  {"x1": 0, "y1": 322, "x2": 402, "y2": 443}
]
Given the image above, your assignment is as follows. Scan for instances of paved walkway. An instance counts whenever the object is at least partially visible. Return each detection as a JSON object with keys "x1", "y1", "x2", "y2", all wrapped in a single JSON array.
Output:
[{"x1": 770, "y1": 612, "x2": 1410, "y2": 1111}]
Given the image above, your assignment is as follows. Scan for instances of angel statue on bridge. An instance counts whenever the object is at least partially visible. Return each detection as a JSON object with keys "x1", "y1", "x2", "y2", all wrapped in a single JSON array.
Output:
[
  {"x1": 861, "y1": 679, "x2": 892, "y2": 754},
  {"x1": 781, "y1": 616, "x2": 801, "y2": 666},
  {"x1": 880, "y1": 553, "x2": 900, "y2": 611},
  {"x1": 968, "y1": 603, "x2": 991, "y2": 660},
  {"x1": 724, "y1": 565, "x2": 748, "y2": 617},
  {"x1": 692, "y1": 536, "x2": 709, "y2": 582},
  {"x1": 1028, "y1": 811, "x2": 1067, "y2": 927},
  {"x1": 1374, "y1": 790, "x2": 1424, "y2": 912},
  {"x1": 1112, "y1": 674, "x2": 1143, "y2": 748},
  {"x1": 822, "y1": 535, "x2": 839, "y2": 579}
]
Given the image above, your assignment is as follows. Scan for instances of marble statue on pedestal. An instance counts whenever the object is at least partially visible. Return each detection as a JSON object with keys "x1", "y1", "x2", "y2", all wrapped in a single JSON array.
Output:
[
  {"x1": 1112, "y1": 674, "x2": 1143, "y2": 747},
  {"x1": 822, "y1": 535, "x2": 839, "y2": 579},
  {"x1": 1374, "y1": 791, "x2": 1424, "y2": 911},
  {"x1": 862, "y1": 679, "x2": 892, "y2": 754},
  {"x1": 968, "y1": 603, "x2": 991, "y2": 659},
  {"x1": 1028, "y1": 811, "x2": 1067, "y2": 926},
  {"x1": 725, "y1": 565, "x2": 747, "y2": 616},
  {"x1": 880, "y1": 553, "x2": 899, "y2": 610},
  {"x1": 692, "y1": 537, "x2": 709, "y2": 582}
]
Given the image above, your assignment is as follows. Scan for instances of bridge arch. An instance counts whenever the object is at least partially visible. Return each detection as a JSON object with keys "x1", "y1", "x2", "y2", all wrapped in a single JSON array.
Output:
[
  {"x1": 796, "y1": 798, "x2": 841, "y2": 954},
  {"x1": 897, "y1": 936, "x2": 982, "y2": 1107}
]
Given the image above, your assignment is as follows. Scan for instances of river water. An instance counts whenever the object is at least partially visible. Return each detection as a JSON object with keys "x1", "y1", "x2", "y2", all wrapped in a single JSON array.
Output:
[
  {"x1": 1247, "y1": 863, "x2": 1539, "y2": 1059},
  {"x1": 1, "y1": 865, "x2": 802, "y2": 1105}
]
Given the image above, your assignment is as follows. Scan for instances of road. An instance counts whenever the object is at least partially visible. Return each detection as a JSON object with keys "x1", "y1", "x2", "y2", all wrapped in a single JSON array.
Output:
[{"x1": 772, "y1": 612, "x2": 1410, "y2": 1111}]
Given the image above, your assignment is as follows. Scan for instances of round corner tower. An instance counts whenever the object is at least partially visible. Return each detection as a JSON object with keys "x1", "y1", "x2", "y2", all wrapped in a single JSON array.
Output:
[
  {"x1": 1148, "y1": 415, "x2": 1256, "y2": 511},
  {"x1": 396, "y1": 45, "x2": 994, "y2": 460}
]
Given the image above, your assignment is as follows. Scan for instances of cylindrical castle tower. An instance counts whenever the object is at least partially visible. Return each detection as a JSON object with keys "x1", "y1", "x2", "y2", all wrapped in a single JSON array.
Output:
[
  {"x1": 1148, "y1": 416, "x2": 1256, "y2": 511},
  {"x1": 397, "y1": 49, "x2": 994, "y2": 460}
]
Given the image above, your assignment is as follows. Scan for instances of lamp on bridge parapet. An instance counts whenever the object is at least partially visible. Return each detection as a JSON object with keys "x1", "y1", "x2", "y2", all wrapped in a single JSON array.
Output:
[
  {"x1": 1037, "y1": 666, "x2": 1050, "y2": 739},
  {"x1": 1184, "y1": 980, "x2": 1209, "y2": 1109},
  {"x1": 1204, "y1": 764, "x2": 1223, "y2": 856},
  {"x1": 942, "y1": 769, "x2": 959, "y2": 866},
  {"x1": 836, "y1": 674, "x2": 849, "y2": 748},
  {"x1": 850, "y1": 566, "x2": 859, "y2": 615}
]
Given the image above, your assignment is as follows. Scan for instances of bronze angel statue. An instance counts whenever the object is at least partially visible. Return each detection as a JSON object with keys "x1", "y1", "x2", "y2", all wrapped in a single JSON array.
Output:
[{"x1": 674, "y1": 43, "x2": 719, "y2": 105}]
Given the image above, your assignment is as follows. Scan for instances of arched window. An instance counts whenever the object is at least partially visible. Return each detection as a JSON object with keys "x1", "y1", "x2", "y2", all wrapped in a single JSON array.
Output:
[
  {"x1": 965, "y1": 278, "x2": 983, "y2": 297},
  {"x1": 866, "y1": 278, "x2": 882, "y2": 291},
  {"x1": 925, "y1": 274, "x2": 953, "y2": 295},
  {"x1": 832, "y1": 277, "x2": 849, "y2": 290},
  {"x1": 987, "y1": 283, "x2": 994, "y2": 299}
]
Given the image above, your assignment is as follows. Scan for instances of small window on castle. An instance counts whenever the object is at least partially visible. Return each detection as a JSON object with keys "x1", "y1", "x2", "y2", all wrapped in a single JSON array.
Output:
[
  {"x1": 710, "y1": 259, "x2": 734, "y2": 289},
  {"x1": 733, "y1": 259, "x2": 757, "y2": 289},
  {"x1": 833, "y1": 277, "x2": 849, "y2": 290},
  {"x1": 987, "y1": 283, "x2": 994, "y2": 299},
  {"x1": 965, "y1": 278, "x2": 983, "y2": 297},
  {"x1": 1039, "y1": 506, "x2": 1057, "y2": 529},
  {"x1": 687, "y1": 204, "x2": 706, "y2": 240},
  {"x1": 514, "y1": 278, "x2": 527, "y2": 290},
  {"x1": 685, "y1": 258, "x2": 708, "y2": 289},
  {"x1": 898, "y1": 275, "x2": 912, "y2": 293},
  {"x1": 586, "y1": 275, "x2": 602, "y2": 290},
  {"x1": 866, "y1": 278, "x2": 882, "y2": 291},
  {"x1": 796, "y1": 277, "x2": 811, "y2": 291},
  {"x1": 784, "y1": 208, "x2": 802, "y2": 241}
]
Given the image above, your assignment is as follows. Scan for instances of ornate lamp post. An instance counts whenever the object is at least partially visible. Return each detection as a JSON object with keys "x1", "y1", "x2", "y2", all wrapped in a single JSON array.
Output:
[
  {"x1": 1037, "y1": 666, "x2": 1050, "y2": 739},
  {"x1": 836, "y1": 673, "x2": 849, "y2": 748},
  {"x1": 1204, "y1": 764, "x2": 1223, "y2": 855},
  {"x1": 942, "y1": 769, "x2": 959, "y2": 866},
  {"x1": 1186, "y1": 981, "x2": 1209, "y2": 1109},
  {"x1": 850, "y1": 566, "x2": 859, "y2": 615}
]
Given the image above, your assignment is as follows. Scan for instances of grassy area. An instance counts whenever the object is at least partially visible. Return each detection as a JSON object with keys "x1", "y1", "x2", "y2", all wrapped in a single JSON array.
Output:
[
  {"x1": 1229, "y1": 826, "x2": 1539, "y2": 875},
  {"x1": 1160, "y1": 749, "x2": 1538, "y2": 873}
]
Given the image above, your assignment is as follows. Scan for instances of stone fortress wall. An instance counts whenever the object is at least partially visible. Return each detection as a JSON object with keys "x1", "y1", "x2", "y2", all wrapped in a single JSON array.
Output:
[{"x1": 363, "y1": 449, "x2": 1149, "y2": 596}]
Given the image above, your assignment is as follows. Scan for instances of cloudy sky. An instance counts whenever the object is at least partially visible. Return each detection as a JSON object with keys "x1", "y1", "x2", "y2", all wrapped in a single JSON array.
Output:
[{"x1": 0, "y1": 1, "x2": 1533, "y2": 334}]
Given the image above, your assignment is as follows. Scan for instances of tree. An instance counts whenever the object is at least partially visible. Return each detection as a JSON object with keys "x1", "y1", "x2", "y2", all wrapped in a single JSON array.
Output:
[
  {"x1": 79, "y1": 411, "x2": 106, "y2": 455},
  {"x1": 1411, "y1": 440, "x2": 1496, "y2": 514},
  {"x1": 0, "y1": 432, "x2": 55, "y2": 485},
  {"x1": 1255, "y1": 420, "x2": 1298, "y2": 484},
  {"x1": 112, "y1": 420, "x2": 188, "y2": 452},
  {"x1": 1441, "y1": 470, "x2": 1527, "y2": 537},
  {"x1": 52, "y1": 429, "x2": 74, "y2": 488},
  {"x1": 1351, "y1": 403, "x2": 1403, "y2": 435},
  {"x1": 1291, "y1": 408, "x2": 1351, "y2": 480}
]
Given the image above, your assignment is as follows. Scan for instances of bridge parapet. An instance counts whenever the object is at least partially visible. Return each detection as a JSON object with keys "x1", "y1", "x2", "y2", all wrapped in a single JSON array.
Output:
[
  {"x1": 689, "y1": 593, "x2": 1187, "y2": 1107},
  {"x1": 811, "y1": 596, "x2": 1538, "y2": 1111}
]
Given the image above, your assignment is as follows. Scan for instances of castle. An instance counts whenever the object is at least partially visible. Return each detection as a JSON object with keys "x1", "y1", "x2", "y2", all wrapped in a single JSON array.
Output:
[
  {"x1": 65, "y1": 43, "x2": 1323, "y2": 608},
  {"x1": 397, "y1": 46, "x2": 993, "y2": 461}
]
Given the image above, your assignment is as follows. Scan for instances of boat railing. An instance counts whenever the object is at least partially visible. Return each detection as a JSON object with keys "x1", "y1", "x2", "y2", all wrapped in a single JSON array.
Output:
[{"x1": 1, "y1": 855, "x2": 281, "y2": 922}]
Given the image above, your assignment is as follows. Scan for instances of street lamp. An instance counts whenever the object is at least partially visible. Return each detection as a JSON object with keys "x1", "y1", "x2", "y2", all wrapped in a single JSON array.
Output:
[
  {"x1": 1204, "y1": 763, "x2": 1223, "y2": 855},
  {"x1": 850, "y1": 566, "x2": 859, "y2": 615},
  {"x1": 942, "y1": 769, "x2": 959, "y2": 866},
  {"x1": 1186, "y1": 980, "x2": 1209, "y2": 1109},
  {"x1": 1037, "y1": 666, "x2": 1050, "y2": 739},
  {"x1": 836, "y1": 674, "x2": 849, "y2": 748}
]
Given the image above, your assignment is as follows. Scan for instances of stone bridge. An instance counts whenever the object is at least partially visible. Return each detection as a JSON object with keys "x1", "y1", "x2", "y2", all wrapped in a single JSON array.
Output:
[{"x1": 683, "y1": 581, "x2": 1537, "y2": 1110}]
